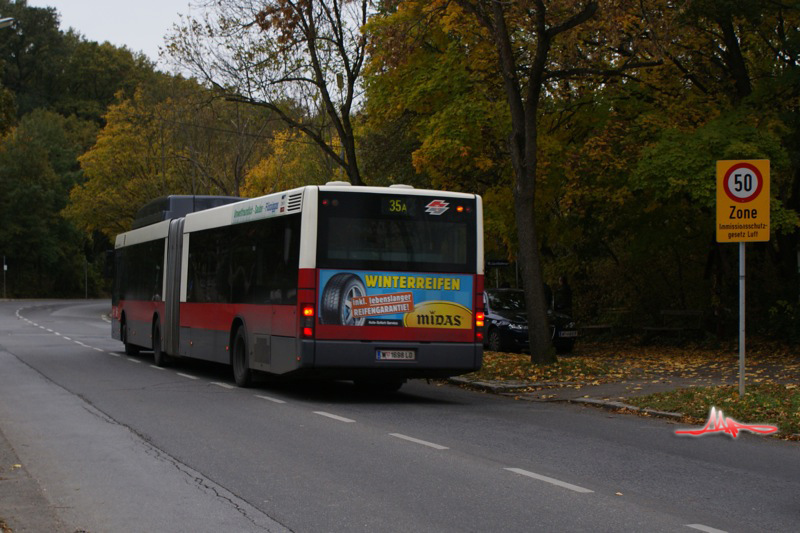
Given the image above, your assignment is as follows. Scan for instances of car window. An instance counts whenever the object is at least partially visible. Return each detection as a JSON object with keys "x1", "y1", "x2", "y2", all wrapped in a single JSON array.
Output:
[{"x1": 488, "y1": 291, "x2": 525, "y2": 311}]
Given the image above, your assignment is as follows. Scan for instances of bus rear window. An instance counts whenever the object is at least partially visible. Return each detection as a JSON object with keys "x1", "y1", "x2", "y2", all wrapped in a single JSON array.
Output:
[{"x1": 316, "y1": 192, "x2": 477, "y2": 273}]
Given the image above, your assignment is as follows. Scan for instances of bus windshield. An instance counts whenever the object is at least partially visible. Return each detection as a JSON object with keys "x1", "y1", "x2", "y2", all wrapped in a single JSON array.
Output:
[{"x1": 316, "y1": 191, "x2": 477, "y2": 273}]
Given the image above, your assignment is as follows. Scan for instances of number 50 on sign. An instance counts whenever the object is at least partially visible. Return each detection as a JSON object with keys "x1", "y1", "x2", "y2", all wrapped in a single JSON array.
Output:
[{"x1": 716, "y1": 160, "x2": 770, "y2": 243}]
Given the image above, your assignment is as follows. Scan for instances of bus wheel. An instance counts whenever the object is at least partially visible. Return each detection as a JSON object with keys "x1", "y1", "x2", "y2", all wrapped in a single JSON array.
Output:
[
  {"x1": 152, "y1": 323, "x2": 169, "y2": 367},
  {"x1": 320, "y1": 273, "x2": 366, "y2": 326},
  {"x1": 232, "y1": 327, "x2": 253, "y2": 388},
  {"x1": 122, "y1": 318, "x2": 140, "y2": 356}
]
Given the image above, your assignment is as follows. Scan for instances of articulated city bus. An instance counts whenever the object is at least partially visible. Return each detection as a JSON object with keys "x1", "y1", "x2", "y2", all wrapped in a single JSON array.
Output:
[{"x1": 111, "y1": 183, "x2": 484, "y2": 390}]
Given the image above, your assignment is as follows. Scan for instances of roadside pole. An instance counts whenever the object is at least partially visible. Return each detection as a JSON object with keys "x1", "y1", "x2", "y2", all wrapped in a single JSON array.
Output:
[
  {"x1": 716, "y1": 160, "x2": 770, "y2": 397},
  {"x1": 739, "y1": 242, "x2": 745, "y2": 397}
]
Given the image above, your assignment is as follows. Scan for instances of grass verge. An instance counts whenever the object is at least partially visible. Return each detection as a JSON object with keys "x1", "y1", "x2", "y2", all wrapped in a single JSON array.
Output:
[
  {"x1": 467, "y1": 341, "x2": 799, "y2": 440},
  {"x1": 627, "y1": 383, "x2": 800, "y2": 439},
  {"x1": 463, "y1": 351, "x2": 618, "y2": 384}
]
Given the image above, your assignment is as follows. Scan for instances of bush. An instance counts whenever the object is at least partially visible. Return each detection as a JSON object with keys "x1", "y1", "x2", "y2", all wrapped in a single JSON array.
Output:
[{"x1": 765, "y1": 301, "x2": 800, "y2": 344}]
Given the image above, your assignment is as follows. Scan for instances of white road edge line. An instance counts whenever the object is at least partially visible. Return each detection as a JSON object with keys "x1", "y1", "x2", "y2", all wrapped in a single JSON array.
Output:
[
  {"x1": 177, "y1": 373, "x2": 199, "y2": 380},
  {"x1": 210, "y1": 382, "x2": 235, "y2": 389},
  {"x1": 127, "y1": 358, "x2": 141, "y2": 364},
  {"x1": 62, "y1": 337, "x2": 71, "y2": 341},
  {"x1": 389, "y1": 433, "x2": 449, "y2": 450},
  {"x1": 314, "y1": 411, "x2": 356, "y2": 423},
  {"x1": 686, "y1": 525, "x2": 728, "y2": 533},
  {"x1": 504, "y1": 468, "x2": 594, "y2": 494},
  {"x1": 256, "y1": 395, "x2": 286, "y2": 404}
]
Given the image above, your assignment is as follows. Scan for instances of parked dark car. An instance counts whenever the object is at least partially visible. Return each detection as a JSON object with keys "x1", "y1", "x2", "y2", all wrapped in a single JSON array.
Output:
[{"x1": 483, "y1": 288, "x2": 578, "y2": 354}]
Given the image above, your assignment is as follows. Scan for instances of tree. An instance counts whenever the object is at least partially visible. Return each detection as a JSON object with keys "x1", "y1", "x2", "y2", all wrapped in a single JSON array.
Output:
[
  {"x1": 0, "y1": 0, "x2": 158, "y2": 123},
  {"x1": 0, "y1": 0, "x2": 67, "y2": 114},
  {"x1": 452, "y1": 0, "x2": 660, "y2": 363},
  {"x1": 167, "y1": 0, "x2": 371, "y2": 185},
  {"x1": 641, "y1": 0, "x2": 800, "y2": 311},
  {"x1": 0, "y1": 83, "x2": 15, "y2": 134},
  {"x1": 58, "y1": 37, "x2": 157, "y2": 123},
  {"x1": 242, "y1": 129, "x2": 334, "y2": 195},
  {"x1": 365, "y1": 1, "x2": 661, "y2": 360},
  {"x1": 364, "y1": 1, "x2": 508, "y2": 193},
  {"x1": 0, "y1": 109, "x2": 96, "y2": 296},
  {"x1": 65, "y1": 79, "x2": 280, "y2": 237}
]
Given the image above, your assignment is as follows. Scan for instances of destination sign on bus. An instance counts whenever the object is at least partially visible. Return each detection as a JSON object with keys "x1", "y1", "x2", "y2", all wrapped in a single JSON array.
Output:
[{"x1": 380, "y1": 197, "x2": 417, "y2": 217}]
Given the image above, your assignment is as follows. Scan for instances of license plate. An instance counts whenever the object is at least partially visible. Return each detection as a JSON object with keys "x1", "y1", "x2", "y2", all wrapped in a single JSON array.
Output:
[
  {"x1": 377, "y1": 349, "x2": 416, "y2": 361},
  {"x1": 559, "y1": 330, "x2": 578, "y2": 338}
]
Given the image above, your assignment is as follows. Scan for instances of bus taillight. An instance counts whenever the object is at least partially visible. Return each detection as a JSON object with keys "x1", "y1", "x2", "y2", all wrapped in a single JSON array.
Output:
[
  {"x1": 301, "y1": 304, "x2": 315, "y2": 337},
  {"x1": 475, "y1": 311, "x2": 485, "y2": 342}
]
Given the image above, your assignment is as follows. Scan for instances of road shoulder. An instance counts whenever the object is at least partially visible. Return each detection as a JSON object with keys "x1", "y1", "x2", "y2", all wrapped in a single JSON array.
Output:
[{"x1": 0, "y1": 425, "x2": 70, "y2": 533}]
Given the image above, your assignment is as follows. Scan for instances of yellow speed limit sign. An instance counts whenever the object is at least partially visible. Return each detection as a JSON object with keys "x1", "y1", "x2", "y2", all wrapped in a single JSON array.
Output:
[{"x1": 716, "y1": 160, "x2": 770, "y2": 242}]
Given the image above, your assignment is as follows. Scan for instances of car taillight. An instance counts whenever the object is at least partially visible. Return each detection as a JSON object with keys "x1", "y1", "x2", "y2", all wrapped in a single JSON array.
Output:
[{"x1": 301, "y1": 304, "x2": 315, "y2": 337}]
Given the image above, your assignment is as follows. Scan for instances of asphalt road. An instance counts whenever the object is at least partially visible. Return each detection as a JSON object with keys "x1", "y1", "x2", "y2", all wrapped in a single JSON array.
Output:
[{"x1": 0, "y1": 300, "x2": 797, "y2": 532}]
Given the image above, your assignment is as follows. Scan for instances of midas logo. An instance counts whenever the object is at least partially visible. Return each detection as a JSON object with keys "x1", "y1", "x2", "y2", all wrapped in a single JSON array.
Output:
[{"x1": 404, "y1": 301, "x2": 472, "y2": 329}]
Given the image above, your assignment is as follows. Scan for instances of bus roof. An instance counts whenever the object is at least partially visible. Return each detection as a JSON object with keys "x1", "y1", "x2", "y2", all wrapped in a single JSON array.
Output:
[
  {"x1": 132, "y1": 195, "x2": 244, "y2": 229},
  {"x1": 181, "y1": 185, "x2": 480, "y2": 234}
]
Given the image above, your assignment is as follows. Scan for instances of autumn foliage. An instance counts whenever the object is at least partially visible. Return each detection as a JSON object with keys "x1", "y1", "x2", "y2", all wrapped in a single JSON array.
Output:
[{"x1": 0, "y1": 0, "x2": 797, "y2": 347}]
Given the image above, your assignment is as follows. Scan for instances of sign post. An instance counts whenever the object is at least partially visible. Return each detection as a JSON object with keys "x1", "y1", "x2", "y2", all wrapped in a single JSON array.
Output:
[{"x1": 716, "y1": 160, "x2": 770, "y2": 397}]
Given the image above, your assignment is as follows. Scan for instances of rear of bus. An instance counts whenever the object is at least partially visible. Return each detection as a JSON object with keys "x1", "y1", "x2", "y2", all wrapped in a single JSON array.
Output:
[{"x1": 297, "y1": 185, "x2": 484, "y2": 382}]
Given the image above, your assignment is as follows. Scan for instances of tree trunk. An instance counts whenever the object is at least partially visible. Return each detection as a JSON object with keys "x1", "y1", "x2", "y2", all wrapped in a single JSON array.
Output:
[{"x1": 514, "y1": 188, "x2": 557, "y2": 364}]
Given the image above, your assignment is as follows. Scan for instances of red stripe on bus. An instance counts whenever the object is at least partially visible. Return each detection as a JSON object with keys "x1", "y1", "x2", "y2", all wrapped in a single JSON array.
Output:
[
  {"x1": 298, "y1": 268, "x2": 317, "y2": 289},
  {"x1": 180, "y1": 303, "x2": 297, "y2": 337},
  {"x1": 117, "y1": 300, "x2": 165, "y2": 322},
  {"x1": 315, "y1": 324, "x2": 474, "y2": 342}
]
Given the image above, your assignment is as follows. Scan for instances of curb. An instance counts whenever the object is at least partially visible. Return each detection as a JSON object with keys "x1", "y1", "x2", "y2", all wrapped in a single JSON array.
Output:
[
  {"x1": 447, "y1": 376, "x2": 591, "y2": 393},
  {"x1": 448, "y1": 377, "x2": 685, "y2": 420},
  {"x1": 568, "y1": 398, "x2": 684, "y2": 420}
]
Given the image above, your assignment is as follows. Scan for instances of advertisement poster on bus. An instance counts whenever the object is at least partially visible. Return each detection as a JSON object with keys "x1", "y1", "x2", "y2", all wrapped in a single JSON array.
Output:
[{"x1": 318, "y1": 270, "x2": 473, "y2": 329}]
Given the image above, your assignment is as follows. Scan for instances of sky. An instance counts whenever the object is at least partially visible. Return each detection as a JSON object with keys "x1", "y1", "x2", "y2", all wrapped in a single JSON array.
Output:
[{"x1": 25, "y1": 0, "x2": 196, "y2": 66}]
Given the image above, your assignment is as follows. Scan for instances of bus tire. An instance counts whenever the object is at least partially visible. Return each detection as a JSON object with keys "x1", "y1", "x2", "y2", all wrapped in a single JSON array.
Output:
[
  {"x1": 320, "y1": 273, "x2": 366, "y2": 326},
  {"x1": 121, "y1": 317, "x2": 140, "y2": 356},
  {"x1": 232, "y1": 327, "x2": 253, "y2": 388},
  {"x1": 152, "y1": 323, "x2": 169, "y2": 367}
]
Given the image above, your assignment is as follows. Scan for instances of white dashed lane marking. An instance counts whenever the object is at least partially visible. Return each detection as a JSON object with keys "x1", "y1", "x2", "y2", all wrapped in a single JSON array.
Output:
[
  {"x1": 686, "y1": 524, "x2": 728, "y2": 533},
  {"x1": 389, "y1": 433, "x2": 449, "y2": 450},
  {"x1": 314, "y1": 411, "x2": 356, "y2": 423},
  {"x1": 256, "y1": 395, "x2": 286, "y2": 404},
  {"x1": 504, "y1": 468, "x2": 593, "y2": 494}
]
